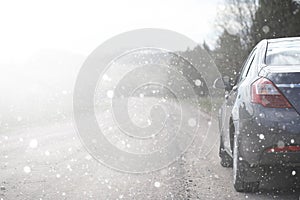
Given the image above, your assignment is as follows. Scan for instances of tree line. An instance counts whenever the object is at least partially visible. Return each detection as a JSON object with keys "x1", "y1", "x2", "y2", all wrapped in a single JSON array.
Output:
[{"x1": 185, "y1": 0, "x2": 300, "y2": 83}]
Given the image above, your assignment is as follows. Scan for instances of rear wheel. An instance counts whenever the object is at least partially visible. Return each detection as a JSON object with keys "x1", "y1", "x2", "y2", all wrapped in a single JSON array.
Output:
[{"x1": 233, "y1": 134, "x2": 259, "y2": 192}]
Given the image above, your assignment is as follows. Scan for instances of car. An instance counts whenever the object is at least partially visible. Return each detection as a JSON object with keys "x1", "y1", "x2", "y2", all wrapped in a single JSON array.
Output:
[{"x1": 217, "y1": 37, "x2": 300, "y2": 192}]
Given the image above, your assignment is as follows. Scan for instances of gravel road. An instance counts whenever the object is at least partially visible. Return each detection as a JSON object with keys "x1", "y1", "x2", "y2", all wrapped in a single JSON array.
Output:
[{"x1": 0, "y1": 98, "x2": 299, "y2": 200}]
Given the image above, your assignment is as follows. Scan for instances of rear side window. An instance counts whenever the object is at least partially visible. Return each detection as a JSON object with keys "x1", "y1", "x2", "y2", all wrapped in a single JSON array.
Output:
[
  {"x1": 266, "y1": 40, "x2": 300, "y2": 66},
  {"x1": 238, "y1": 48, "x2": 256, "y2": 83}
]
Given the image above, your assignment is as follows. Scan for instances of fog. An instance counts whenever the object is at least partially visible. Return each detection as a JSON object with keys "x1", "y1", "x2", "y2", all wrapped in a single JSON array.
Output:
[{"x1": 0, "y1": 49, "x2": 85, "y2": 131}]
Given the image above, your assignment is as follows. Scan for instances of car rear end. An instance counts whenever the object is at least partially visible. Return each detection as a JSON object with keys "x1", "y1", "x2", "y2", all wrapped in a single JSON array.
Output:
[{"x1": 240, "y1": 39, "x2": 300, "y2": 169}]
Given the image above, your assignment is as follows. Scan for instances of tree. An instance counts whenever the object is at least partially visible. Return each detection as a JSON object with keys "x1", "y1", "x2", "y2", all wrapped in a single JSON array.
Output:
[
  {"x1": 181, "y1": 0, "x2": 300, "y2": 86},
  {"x1": 251, "y1": 0, "x2": 300, "y2": 46},
  {"x1": 216, "y1": 0, "x2": 257, "y2": 50},
  {"x1": 212, "y1": 0, "x2": 300, "y2": 80},
  {"x1": 213, "y1": 30, "x2": 246, "y2": 79}
]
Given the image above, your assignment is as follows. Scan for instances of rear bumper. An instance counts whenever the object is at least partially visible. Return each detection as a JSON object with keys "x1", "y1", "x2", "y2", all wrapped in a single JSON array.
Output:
[
  {"x1": 237, "y1": 106, "x2": 300, "y2": 167},
  {"x1": 259, "y1": 152, "x2": 300, "y2": 166}
]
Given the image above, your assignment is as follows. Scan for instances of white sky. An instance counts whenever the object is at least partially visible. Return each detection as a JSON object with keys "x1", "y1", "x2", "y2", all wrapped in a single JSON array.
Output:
[{"x1": 0, "y1": 0, "x2": 222, "y2": 65}]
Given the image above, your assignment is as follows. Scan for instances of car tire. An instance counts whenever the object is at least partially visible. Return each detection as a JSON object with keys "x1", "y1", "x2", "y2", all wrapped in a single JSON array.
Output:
[
  {"x1": 219, "y1": 136, "x2": 233, "y2": 168},
  {"x1": 233, "y1": 133, "x2": 259, "y2": 193}
]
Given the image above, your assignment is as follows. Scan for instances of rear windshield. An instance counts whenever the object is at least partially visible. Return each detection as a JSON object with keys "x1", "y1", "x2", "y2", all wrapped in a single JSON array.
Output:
[{"x1": 266, "y1": 40, "x2": 300, "y2": 66}]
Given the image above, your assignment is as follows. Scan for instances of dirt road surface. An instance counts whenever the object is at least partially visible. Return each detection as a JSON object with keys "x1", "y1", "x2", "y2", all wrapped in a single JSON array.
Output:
[{"x1": 0, "y1": 98, "x2": 299, "y2": 200}]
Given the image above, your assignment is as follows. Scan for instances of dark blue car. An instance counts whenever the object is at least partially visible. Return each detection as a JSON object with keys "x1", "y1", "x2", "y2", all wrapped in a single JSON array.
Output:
[{"x1": 218, "y1": 37, "x2": 300, "y2": 192}]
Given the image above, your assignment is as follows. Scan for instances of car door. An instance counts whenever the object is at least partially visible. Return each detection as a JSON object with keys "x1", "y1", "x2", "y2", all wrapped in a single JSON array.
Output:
[{"x1": 221, "y1": 48, "x2": 257, "y2": 155}]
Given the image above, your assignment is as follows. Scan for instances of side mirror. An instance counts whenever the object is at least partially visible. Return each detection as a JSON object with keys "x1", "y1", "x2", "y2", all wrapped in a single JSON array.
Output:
[
  {"x1": 213, "y1": 76, "x2": 232, "y2": 91},
  {"x1": 213, "y1": 77, "x2": 226, "y2": 89}
]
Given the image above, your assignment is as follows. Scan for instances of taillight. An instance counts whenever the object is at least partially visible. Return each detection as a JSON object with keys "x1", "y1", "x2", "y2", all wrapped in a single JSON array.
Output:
[{"x1": 251, "y1": 77, "x2": 292, "y2": 108}]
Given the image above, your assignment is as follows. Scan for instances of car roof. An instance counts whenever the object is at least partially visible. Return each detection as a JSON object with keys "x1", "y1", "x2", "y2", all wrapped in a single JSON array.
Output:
[
  {"x1": 267, "y1": 37, "x2": 300, "y2": 44},
  {"x1": 266, "y1": 37, "x2": 300, "y2": 50}
]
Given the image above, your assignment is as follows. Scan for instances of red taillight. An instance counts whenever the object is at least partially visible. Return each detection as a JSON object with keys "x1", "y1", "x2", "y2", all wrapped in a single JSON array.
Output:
[
  {"x1": 266, "y1": 146, "x2": 300, "y2": 153},
  {"x1": 251, "y1": 78, "x2": 292, "y2": 108}
]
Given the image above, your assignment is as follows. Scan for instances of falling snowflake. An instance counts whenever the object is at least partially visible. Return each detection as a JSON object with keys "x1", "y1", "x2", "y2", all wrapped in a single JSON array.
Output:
[
  {"x1": 194, "y1": 79, "x2": 202, "y2": 86},
  {"x1": 188, "y1": 118, "x2": 196, "y2": 127},
  {"x1": 29, "y1": 139, "x2": 38, "y2": 148},
  {"x1": 23, "y1": 166, "x2": 31, "y2": 173},
  {"x1": 103, "y1": 74, "x2": 111, "y2": 81},
  {"x1": 277, "y1": 140, "x2": 285, "y2": 148},
  {"x1": 262, "y1": 25, "x2": 270, "y2": 34},
  {"x1": 85, "y1": 154, "x2": 92, "y2": 160},
  {"x1": 154, "y1": 181, "x2": 161, "y2": 188},
  {"x1": 107, "y1": 90, "x2": 114, "y2": 98},
  {"x1": 259, "y1": 134, "x2": 265, "y2": 140}
]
